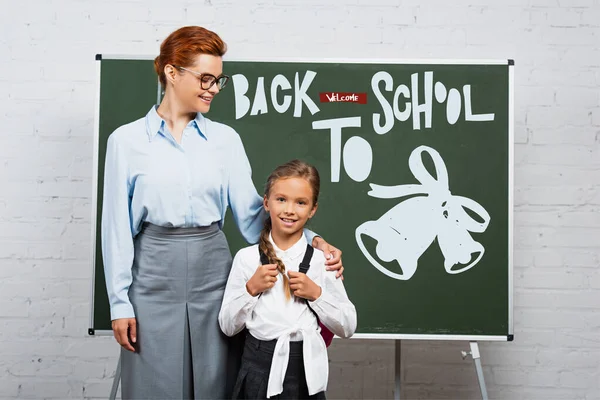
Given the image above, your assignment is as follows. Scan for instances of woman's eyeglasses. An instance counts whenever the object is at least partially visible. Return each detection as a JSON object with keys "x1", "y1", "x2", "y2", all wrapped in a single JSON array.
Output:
[{"x1": 174, "y1": 65, "x2": 230, "y2": 90}]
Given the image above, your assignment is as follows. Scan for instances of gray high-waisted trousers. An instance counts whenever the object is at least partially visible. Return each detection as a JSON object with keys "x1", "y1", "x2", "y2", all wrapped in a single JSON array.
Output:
[{"x1": 121, "y1": 222, "x2": 242, "y2": 400}]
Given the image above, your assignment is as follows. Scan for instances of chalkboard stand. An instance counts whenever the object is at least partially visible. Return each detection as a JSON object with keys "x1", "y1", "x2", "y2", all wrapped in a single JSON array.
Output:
[
  {"x1": 461, "y1": 341, "x2": 488, "y2": 400},
  {"x1": 109, "y1": 354, "x2": 121, "y2": 400},
  {"x1": 394, "y1": 341, "x2": 489, "y2": 400},
  {"x1": 106, "y1": 341, "x2": 489, "y2": 399},
  {"x1": 394, "y1": 340, "x2": 401, "y2": 399}
]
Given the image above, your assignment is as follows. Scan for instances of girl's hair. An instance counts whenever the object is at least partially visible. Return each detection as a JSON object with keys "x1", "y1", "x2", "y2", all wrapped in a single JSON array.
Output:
[
  {"x1": 154, "y1": 26, "x2": 227, "y2": 88},
  {"x1": 259, "y1": 159, "x2": 320, "y2": 300}
]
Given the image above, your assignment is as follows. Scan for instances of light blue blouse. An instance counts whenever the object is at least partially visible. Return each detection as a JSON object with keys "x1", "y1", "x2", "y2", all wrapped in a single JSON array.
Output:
[{"x1": 101, "y1": 106, "x2": 316, "y2": 320}]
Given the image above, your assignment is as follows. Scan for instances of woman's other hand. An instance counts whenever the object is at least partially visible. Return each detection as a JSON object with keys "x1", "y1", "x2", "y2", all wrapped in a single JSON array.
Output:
[{"x1": 112, "y1": 318, "x2": 137, "y2": 352}]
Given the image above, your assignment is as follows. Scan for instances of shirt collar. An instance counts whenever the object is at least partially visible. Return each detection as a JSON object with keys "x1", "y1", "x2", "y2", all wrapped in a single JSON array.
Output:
[
  {"x1": 269, "y1": 233, "x2": 308, "y2": 260},
  {"x1": 145, "y1": 106, "x2": 208, "y2": 142}
]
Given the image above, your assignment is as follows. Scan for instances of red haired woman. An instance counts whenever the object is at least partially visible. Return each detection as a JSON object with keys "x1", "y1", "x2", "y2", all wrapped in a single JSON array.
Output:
[{"x1": 101, "y1": 26, "x2": 343, "y2": 399}]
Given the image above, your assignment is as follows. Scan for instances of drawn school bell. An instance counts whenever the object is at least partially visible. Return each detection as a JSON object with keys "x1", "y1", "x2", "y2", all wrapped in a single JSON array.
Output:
[{"x1": 355, "y1": 145, "x2": 491, "y2": 281}]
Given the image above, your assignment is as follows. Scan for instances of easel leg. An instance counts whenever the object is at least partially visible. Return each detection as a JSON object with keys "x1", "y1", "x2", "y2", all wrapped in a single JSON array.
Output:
[
  {"x1": 109, "y1": 353, "x2": 121, "y2": 400},
  {"x1": 394, "y1": 340, "x2": 401, "y2": 400},
  {"x1": 470, "y1": 342, "x2": 488, "y2": 400}
]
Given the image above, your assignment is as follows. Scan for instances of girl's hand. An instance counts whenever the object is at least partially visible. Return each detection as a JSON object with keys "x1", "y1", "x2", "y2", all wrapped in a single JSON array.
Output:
[
  {"x1": 312, "y1": 237, "x2": 344, "y2": 279},
  {"x1": 112, "y1": 318, "x2": 137, "y2": 352},
  {"x1": 246, "y1": 264, "x2": 279, "y2": 296},
  {"x1": 288, "y1": 271, "x2": 322, "y2": 301}
]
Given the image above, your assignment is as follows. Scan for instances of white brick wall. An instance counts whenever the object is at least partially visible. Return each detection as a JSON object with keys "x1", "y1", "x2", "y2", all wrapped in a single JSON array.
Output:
[{"x1": 1, "y1": 0, "x2": 598, "y2": 398}]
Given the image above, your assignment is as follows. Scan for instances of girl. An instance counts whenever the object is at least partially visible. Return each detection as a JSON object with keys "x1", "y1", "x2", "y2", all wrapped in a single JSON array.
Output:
[
  {"x1": 101, "y1": 26, "x2": 344, "y2": 399},
  {"x1": 219, "y1": 160, "x2": 357, "y2": 399}
]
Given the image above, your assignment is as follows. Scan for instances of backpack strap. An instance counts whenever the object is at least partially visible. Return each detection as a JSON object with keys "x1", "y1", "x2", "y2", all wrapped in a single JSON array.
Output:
[
  {"x1": 297, "y1": 244, "x2": 319, "y2": 311},
  {"x1": 298, "y1": 245, "x2": 314, "y2": 274},
  {"x1": 260, "y1": 245, "x2": 314, "y2": 271},
  {"x1": 259, "y1": 248, "x2": 269, "y2": 265}
]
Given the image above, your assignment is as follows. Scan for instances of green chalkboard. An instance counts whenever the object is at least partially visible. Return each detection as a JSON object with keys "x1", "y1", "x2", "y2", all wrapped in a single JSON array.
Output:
[{"x1": 90, "y1": 56, "x2": 513, "y2": 341}]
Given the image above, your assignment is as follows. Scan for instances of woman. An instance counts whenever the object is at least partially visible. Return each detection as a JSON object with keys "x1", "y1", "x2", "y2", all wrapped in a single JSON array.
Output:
[{"x1": 101, "y1": 26, "x2": 343, "y2": 399}]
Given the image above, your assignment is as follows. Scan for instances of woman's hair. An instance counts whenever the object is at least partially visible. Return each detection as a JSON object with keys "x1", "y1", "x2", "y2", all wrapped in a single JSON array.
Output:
[
  {"x1": 259, "y1": 159, "x2": 320, "y2": 300},
  {"x1": 154, "y1": 26, "x2": 227, "y2": 88}
]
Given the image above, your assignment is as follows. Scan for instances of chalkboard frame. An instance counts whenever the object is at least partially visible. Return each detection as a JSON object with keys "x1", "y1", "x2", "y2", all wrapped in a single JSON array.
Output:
[{"x1": 89, "y1": 55, "x2": 514, "y2": 342}]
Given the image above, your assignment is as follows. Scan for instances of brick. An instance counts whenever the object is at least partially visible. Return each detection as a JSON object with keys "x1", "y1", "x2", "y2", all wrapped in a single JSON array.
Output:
[
  {"x1": 6, "y1": 357, "x2": 73, "y2": 377},
  {"x1": 492, "y1": 368, "x2": 560, "y2": 387},
  {"x1": 590, "y1": 271, "x2": 600, "y2": 289},
  {"x1": 329, "y1": 339, "x2": 393, "y2": 363},
  {"x1": 36, "y1": 177, "x2": 92, "y2": 198},
  {"x1": 555, "y1": 87, "x2": 599, "y2": 108},
  {"x1": 516, "y1": 309, "x2": 588, "y2": 329},
  {"x1": 72, "y1": 198, "x2": 93, "y2": 220},
  {"x1": 17, "y1": 379, "x2": 73, "y2": 398},
  {"x1": 537, "y1": 26, "x2": 600, "y2": 45},
  {"x1": 524, "y1": 68, "x2": 598, "y2": 88},
  {"x1": 557, "y1": 0, "x2": 595, "y2": 6},
  {"x1": 530, "y1": 8, "x2": 583, "y2": 27},
  {"x1": 376, "y1": 7, "x2": 414, "y2": 26},
  {"x1": 516, "y1": 269, "x2": 587, "y2": 289},
  {"x1": 401, "y1": 341, "x2": 475, "y2": 366},
  {"x1": 402, "y1": 385, "x2": 482, "y2": 400},
  {"x1": 0, "y1": 280, "x2": 71, "y2": 300},
  {"x1": 515, "y1": 165, "x2": 600, "y2": 187},
  {"x1": 64, "y1": 316, "x2": 91, "y2": 335},
  {"x1": 0, "y1": 379, "x2": 20, "y2": 397},
  {"x1": 511, "y1": 329, "x2": 555, "y2": 347},
  {"x1": 514, "y1": 185, "x2": 598, "y2": 205},
  {"x1": 514, "y1": 124, "x2": 529, "y2": 144},
  {"x1": 559, "y1": 370, "x2": 600, "y2": 389},
  {"x1": 148, "y1": 6, "x2": 186, "y2": 23},
  {"x1": 405, "y1": 365, "x2": 480, "y2": 385},
  {"x1": 65, "y1": 340, "x2": 119, "y2": 359},
  {"x1": 516, "y1": 289, "x2": 600, "y2": 309},
  {"x1": 71, "y1": 156, "x2": 93, "y2": 179},
  {"x1": 580, "y1": 8, "x2": 600, "y2": 26},
  {"x1": 0, "y1": 317, "x2": 71, "y2": 340},
  {"x1": 2, "y1": 197, "x2": 74, "y2": 220},
  {"x1": 533, "y1": 247, "x2": 600, "y2": 269},
  {"x1": 529, "y1": 0, "x2": 559, "y2": 8},
  {"x1": 489, "y1": 387, "x2": 590, "y2": 400},
  {"x1": 515, "y1": 209, "x2": 600, "y2": 228},
  {"x1": 71, "y1": 302, "x2": 92, "y2": 318},
  {"x1": 61, "y1": 222, "x2": 93, "y2": 243},
  {"x1": 0, "y1": 299, "x2": 29, "y2": 317},
  {"x1": 516, "y1": 144, "x2": 600, "y2": 166},
  {"x1": 519, "y1": 86, "x2": 555, "y2": 107},
  {"x1": 83, "y1": 380, "x2": 117, "y2": 398},
  {"x1": 184, "y1": 6, "x2": 218, "y2": 25},
  {"x1": 0, "y1": 259, "x2": 91, "y2": 281},
  {"x1": 527, "y1": 106, "x2": 592, "y2": 129},
  {"x1": 69, "y1": 279, "x2": 92, "y2": 300},
  {"x1": 70, "y1": 360, "x2": 107, "y2": 380},
  {"x1": 0, "y1": 339, "x2": 69, "y2": 357},
  {"x1": 530, "y1": 126, "x2": 598, "y2": 145},
  {"x1": 537, "y1": 349, "x2": 600, "y2": 369},
  {"x1": 479, "y1": 346, "x2": 538, "y2": 367},
  {"x1": 465, "y1": 25, "x2": 535, "y2": 46},
  {"x1": 28, "y1": 298, "x2": 73, "y2": 318},
  {"x1": 63, "y1": 241, "x2": 92, "y2": 261},
  {"x1": 555, "y1": 330, "x2": 600, "y2": 349}
]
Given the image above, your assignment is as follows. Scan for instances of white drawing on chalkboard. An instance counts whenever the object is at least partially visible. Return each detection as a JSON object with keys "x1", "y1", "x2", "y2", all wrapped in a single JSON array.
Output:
[{"x1": 355, "y1": 145, "x2": 491, "y2": 280}]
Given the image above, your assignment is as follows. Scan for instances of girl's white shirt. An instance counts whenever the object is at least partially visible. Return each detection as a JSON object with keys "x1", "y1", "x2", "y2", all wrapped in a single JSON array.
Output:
[{"x1": 218, "y1": 233, "x2": 357, "y2": 398}]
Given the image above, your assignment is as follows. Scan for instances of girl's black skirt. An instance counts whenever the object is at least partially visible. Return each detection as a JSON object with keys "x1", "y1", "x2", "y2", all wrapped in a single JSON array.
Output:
[{"x1": 231, "y1": 332, "x2": 327, "y2": 400}]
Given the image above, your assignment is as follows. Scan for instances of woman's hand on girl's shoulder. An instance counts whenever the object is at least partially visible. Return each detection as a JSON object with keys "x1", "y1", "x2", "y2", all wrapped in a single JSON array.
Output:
[{"x1": 312, "y1": 237, "x2": 344, "y2": 279}]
